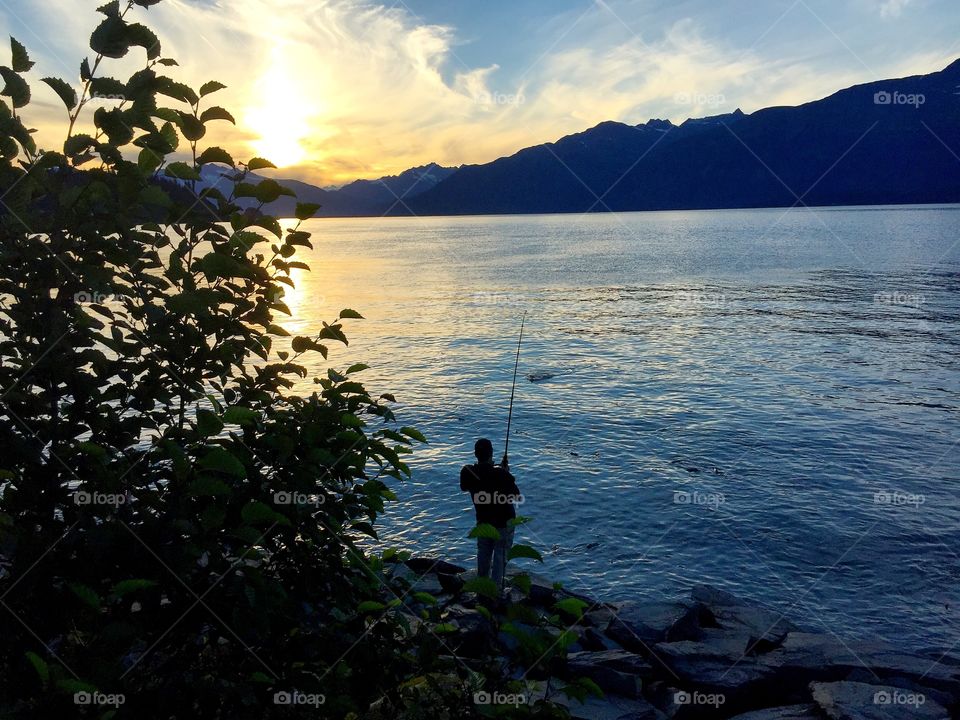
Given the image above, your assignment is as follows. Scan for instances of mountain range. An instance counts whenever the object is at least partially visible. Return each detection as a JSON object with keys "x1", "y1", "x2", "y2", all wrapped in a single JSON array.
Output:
[{"x1": 241, "y1": 59, "x2": 960, "y2": 217}]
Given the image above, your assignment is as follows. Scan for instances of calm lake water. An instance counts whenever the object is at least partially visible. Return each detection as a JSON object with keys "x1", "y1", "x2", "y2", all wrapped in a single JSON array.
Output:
[{"x1": 285, "y1": 206, "x2": 960, "y2": 653}]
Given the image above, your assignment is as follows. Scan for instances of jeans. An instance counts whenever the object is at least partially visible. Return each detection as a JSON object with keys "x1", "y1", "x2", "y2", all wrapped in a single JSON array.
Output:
[{"x1": 477, "y1": 525, "x2": 515, "y2": 590}]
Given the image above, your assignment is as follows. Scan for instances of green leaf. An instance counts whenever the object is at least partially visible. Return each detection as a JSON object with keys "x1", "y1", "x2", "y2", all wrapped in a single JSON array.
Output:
[
  {"x1": 112, "y1": 579, "x2": 157, "y2": 596},
  {"x1": 412, "y1": 591, "x2": 437, "y2": 605},
  {"x1": 41, "y1": 77, "x2": 77, "y2": 110},
  {"x1": 511, "y1": 573, "x2": 532, "y2": 595},
  {"x1": 125, "y1": 23, "x2": 161, "y2": 60},
  {"x1": 25, "y1": 652, "x2": 48, "y2": 685},
  {"x1": 346, "y1": 363, "x2": 369, "y2": 374},
  {"x1": 295, "y1": 202, "x2": 321, "y2": 220},
  {"x1": 266, "y1": 324, "x2": 290, "y2": 337},
  {"x1": 198, "y1": 146, "x2": 233, "y2": 166},
  {"x1": 401, "y1": 426, "x2": 427, "y2": 443},
  {"x1": 468, "y1": 523, "x2": 501, "y2": 540},
  {"x1": 10, "y1": 38, "x2": 33, "y2": 73},
  {"x1": 462, "y1": 576, "x2": 499, "y2": 599},
  {"x1": 247, "y1": 157, "x2": 276, "y2": 171},
  {"x1": 241, "y1": 500, "x2": 290, "y2": 526},
  {"x1": 507, "y1": 544, "x2": 543, "y2": 562},
  {"x1": 69, "y1": 583, "x2": 101, "y2": 610},
  {"x1": 507, "y1": 515, "x2": 533, "y2": 528},
  {"x1": 0, "y1": 67, "x2": 29, "y2": 108},
  {"x1": 165, "y1": 161, "x2": 200, "y2": 181},
  {"x1": 198, "y1": 448, "x2": 246, "y2": 478},
  {"x1": 199, "y1": 80, "x2": 227, "y2": 97},
  {"x1": 90, "y1": 16, "x2": 130, "y2": 59},
  {"x1": 553, "y1": 597, "x2": 589, "y2": 619},
  {"x1": 188, "y1": 476, "x2": 232, "y2": 497},
  {"x1": 339, "y1": 308, "x2": 364, "y2": 320},
  {"x1": 200, "y1": 106, "x2": 234, "y2": 124},
  {"x1": 357, "y1": 600, "x2": 385, "y2": 614},
  {"x1": 223, "y1": 406, "x2": 257, "y2": 425},
  {"x1": 433, "y1": 622, "x2": 458, "y2": 634},
  {"x1": 196, "y1": 408, "x2": 224, "y2": 436},
  {"x1": 97, "y1": 1, "x2": 121, "y2": 16}
]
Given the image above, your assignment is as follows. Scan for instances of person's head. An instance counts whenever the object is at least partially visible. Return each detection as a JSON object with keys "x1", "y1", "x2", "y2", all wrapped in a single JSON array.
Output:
[{"x1": 474, "y1": 438, "x2": 494, "y2": 463}]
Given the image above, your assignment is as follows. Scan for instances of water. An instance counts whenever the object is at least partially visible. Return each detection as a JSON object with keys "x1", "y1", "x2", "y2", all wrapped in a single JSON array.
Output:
[{"x1": 282, "y1": 206, "x2": 960, "y2": 653}]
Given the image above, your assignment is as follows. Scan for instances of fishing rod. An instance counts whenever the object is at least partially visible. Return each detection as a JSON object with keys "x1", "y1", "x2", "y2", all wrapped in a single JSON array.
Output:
[{"x1": 503, "y1": 312, "x2": 526, "y2": 464}]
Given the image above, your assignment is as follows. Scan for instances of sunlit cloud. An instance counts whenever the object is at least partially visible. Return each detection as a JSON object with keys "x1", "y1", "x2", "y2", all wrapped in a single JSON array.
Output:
[{"x1": 4, "y1": 0, "x2": 956, "y2": 186}]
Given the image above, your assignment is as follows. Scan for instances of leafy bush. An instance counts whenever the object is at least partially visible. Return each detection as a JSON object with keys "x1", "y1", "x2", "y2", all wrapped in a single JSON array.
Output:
[
  {"x1": 0, "y1": 3, "x2": 584, "y2": 718},
  {"x1": 0, "y1": 1, "x2": 435, "y2": 716}
]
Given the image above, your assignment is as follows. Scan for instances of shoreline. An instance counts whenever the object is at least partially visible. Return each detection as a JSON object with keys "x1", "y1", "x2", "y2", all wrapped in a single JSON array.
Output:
[{"x1": 382, "y1": 556, "x2": 959, "y2": 719}]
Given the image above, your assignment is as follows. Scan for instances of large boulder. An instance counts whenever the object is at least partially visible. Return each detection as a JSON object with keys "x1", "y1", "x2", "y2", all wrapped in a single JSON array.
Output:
[
  {"x1": 566, "y1": 649, "x2": 653, "y2": 698},
  {"x1": 727, "y1": 705, "x2": 820, "y2": 719},
  {"x1": 691, "y1": 585, "x2": 798, "y2": 651},
  {"x1": 762, "y1": 634, "x2": 960, "y2": 699},
  {"x1": 607, "y1": 601, "x2": 703, "y2": 652},
  {"x1": 441, "y1": 604, "x2": 492, "y2": 657},
  {"x1": 810, "y1": 680, "x2": 950, "y2": 719},
  {"x1": 652, "y1": 639, "x2": 778, "y2": 693}
]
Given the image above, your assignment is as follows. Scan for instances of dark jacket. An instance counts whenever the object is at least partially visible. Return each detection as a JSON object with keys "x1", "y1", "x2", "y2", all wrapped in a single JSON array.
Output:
[{"x1": 460, "y1": 462, "x2": 521, "y2": 528}]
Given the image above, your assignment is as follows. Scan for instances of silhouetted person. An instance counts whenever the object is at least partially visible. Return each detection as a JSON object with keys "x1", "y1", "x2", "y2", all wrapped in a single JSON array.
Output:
[{"x1": 460, "y1": 438, "x2": 522, "y2": 591}]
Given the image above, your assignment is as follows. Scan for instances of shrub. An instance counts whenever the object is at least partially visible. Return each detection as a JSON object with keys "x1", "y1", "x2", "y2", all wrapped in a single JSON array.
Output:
[{"x1": 0, "y1": 1, "x2": 427, "y2": 716}]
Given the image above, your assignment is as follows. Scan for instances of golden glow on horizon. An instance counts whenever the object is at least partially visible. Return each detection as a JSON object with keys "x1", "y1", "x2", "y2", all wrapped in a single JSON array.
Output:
[{"x1": 244, "y1": 45, "x2": 314, "y2": 168}]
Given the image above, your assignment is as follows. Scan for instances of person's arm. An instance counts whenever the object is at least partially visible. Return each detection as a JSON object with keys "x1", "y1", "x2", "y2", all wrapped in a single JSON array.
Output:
[{"x1": 460, "y1": 465, "x2": 476, "y2": 493}]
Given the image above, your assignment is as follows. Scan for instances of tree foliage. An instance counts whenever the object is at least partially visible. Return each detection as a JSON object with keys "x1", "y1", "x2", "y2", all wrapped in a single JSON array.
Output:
[{"x1": 0, "y1": 2, "x2": 428, "y2": 716}]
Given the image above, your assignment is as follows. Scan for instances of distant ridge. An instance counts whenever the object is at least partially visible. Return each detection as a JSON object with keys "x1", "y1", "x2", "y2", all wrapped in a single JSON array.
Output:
[{"x1": 397, "y1": 59, "x2": 960, "y2": 215}]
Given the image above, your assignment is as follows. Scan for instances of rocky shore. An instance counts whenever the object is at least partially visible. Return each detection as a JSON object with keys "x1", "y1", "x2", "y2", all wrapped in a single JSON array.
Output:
[{"x1": 386, "y1": 558, "x2": 958, "y2": 719}]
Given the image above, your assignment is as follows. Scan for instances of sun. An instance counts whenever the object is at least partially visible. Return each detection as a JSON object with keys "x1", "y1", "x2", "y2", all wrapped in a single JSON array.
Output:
[{"x1": 244, "y1": 45, "x2": 313, "y2": 168}]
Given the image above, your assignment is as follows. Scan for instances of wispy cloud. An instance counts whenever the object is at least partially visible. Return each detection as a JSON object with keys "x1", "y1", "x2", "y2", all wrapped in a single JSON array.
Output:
[{"x1": 5, "y1": 0, "x2": 956, "y2": 185}]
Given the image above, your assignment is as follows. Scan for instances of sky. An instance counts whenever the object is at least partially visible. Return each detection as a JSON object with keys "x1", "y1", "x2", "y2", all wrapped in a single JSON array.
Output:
[{"x1": 2, "y1": 0, "x2": 958, "y2": 186}]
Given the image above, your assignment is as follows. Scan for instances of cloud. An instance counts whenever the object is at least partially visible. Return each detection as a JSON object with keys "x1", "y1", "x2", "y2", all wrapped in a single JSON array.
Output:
[
  {"x1": 8, "y1": 0, "x2": 956, "y2": 186},
  {"x1": 879, "y1": 0, "x2": 914, "y2": 19}
]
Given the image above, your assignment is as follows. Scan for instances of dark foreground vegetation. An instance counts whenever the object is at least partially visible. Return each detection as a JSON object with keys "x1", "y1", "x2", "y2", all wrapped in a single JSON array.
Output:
[{"x1": 0, "y1": 2, "x2": 585, "y2": 717}]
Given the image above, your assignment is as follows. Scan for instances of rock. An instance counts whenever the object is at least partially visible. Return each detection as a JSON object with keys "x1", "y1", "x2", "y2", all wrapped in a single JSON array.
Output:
[
  {"x1": 692, "y1": 585, "x2": 742, "y2": 607},
  {"x1": 581, "y1": 626, "x2": 623, "y2": 652},
  {"x1": 653, "y1": 639, "x2": 777, "y2": 693},
  {"x1": 607, "y1": 601, "x2": 703, "y2": 652},
  {"x1": 762, "y1": 634, "x2": 960, "y2": 698},
  {"x1": 566, "y1": 649, "x2": 653, "y2": 698},
  {"x1": 404, "y1": 557, "x2": 466, "y2": 575},
  {"x1": 585, "y1": 604, "x2": 619, "y2": 631},
  {"x1": 442, "y1": 604, "x2": 492, "y2": 657},
  {"x1": 691, "y1": 585, "x2": 798, "y2": 651},
  {"x1": 810, "y1": 680, "x2": 950, "y2": 719},
  {"x1": 529, "y1": 680, "x2": 665, "y2": 720},
  {"x1": 727, "y1": 705, "x2": 820, "y2": 719}
]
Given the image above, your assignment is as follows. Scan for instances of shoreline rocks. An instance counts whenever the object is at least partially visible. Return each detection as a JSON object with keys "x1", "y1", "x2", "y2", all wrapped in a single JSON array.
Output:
[{"x1": 387, "y1": 557, "x2": 958, "y2": 719}]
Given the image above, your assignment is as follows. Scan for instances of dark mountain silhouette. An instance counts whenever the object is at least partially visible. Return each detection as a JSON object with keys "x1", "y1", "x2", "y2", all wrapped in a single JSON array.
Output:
[
  {"x1": 399, "y1": 60, "x2": 960, "y2": 215},
  {"x1": 200, "y1": 162, "x2": 457, "y2": 217}
]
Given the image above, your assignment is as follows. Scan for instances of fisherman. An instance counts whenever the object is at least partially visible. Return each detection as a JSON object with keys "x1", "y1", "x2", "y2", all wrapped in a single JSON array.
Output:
[{"x1": 460, "y1": 438, "x2": 522, "y2": 591}]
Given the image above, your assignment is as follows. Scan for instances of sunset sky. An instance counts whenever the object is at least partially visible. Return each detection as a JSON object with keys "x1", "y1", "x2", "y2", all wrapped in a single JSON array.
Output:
[{"x1": 4, "y1": 0, "x2": 958, "y2": 186}]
